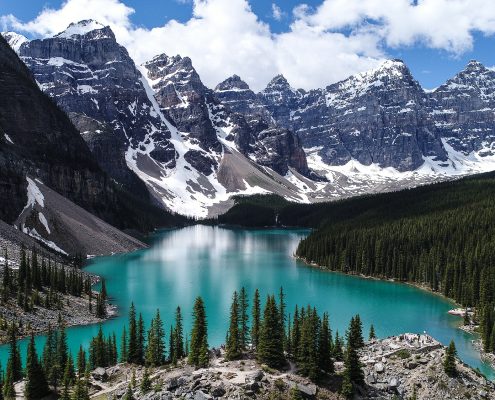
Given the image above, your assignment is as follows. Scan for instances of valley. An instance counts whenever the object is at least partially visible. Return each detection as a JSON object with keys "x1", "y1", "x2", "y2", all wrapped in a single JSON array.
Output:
[{"x1": 0, "y1": 13, "x2": 494, "y2": 399}]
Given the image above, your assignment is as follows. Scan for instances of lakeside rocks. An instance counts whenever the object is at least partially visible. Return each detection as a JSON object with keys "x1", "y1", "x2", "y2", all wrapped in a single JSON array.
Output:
[{"x1": 85, "y1": 334, "x2": 495, "y2": 400}]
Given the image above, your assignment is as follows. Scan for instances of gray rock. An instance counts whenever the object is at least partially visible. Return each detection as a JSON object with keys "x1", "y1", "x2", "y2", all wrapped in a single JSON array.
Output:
[
  {"x1": 375, "y1": 362, "x2": 385, "y2": 373},
  {"x1": 194, "y1": 390, "x2": 212, "y2": 400},
  {"x1": 296, "y1": 383, "x2": 317, "y2": 397},
  {"x1": 91, "y1": 367, "x2": 108, "y2": 382}
]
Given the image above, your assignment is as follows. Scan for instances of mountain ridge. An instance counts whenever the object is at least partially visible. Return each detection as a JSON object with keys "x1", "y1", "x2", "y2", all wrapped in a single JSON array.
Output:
[{"x1": 4, "y1": 21, "x2": 495, "y2": 219}]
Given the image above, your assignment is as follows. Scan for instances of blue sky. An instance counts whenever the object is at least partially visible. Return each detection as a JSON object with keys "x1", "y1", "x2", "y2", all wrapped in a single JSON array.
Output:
[{"x1": 1, "y1": 0, "x2": 494, "y2": 91}]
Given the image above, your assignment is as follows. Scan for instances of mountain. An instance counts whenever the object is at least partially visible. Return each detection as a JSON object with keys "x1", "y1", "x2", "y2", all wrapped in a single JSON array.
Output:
[
  {"x1": 6, "y1": 21, "x2": 495, "y2": 218},
  {"x1": 429, "y1": 60, "x2": 495, "y2": 155},
  {"x1": 0, "y1": 33, "x2": 179, "y2": 256},
  {"x1": 7, "y1": 21, "x2": 315, "y2": 217},
  {"x1": 214, "y1": 59, "x2": 495, "y2": 193}
]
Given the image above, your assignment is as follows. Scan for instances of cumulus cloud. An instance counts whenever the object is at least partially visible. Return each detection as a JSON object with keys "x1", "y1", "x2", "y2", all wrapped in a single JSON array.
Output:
[
  {"x1": 271, "y1": 3, "x2": 284, "y2": 21},
  {"x1": 2, "y1": 0, "x2": 494, "y2": 91}
]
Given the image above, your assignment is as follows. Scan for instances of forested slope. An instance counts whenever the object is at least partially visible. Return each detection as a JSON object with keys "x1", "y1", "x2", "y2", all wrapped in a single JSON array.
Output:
[{"x1": 295, "y1": 172, "x2": 495, "y2": 310}]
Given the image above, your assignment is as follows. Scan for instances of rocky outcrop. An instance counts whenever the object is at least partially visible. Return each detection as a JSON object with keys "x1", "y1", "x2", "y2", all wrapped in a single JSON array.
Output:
[
  {"x1": 214, "y1": 75, "x2": 310, "y2": 176},
  {"x1": 428, "y1": 60, "x2": 495, "y2": 155},
  {"x1": 245, "y1": 59, "x2": 495, "y2": 174},
  {"x1": 84, "y1": 334, "x2": 495, "y2": 399}
]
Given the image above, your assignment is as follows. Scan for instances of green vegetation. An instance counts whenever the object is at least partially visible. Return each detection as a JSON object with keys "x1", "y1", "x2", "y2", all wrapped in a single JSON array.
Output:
[
  {"x1": 2, "y1": 247, "x2": 92, "y2": 314},
  {"x1": 444, "y1": 340, "x2": 457, "y2": 376}
]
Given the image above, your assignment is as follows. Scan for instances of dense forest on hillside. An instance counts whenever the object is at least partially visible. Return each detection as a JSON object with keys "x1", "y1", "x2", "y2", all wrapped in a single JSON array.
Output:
[{"x1": 295, "y1": 172, "x2": 495, "y2": 307}]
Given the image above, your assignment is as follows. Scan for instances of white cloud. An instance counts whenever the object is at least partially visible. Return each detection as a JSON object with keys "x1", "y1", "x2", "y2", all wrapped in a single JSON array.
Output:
[
  {"x1": 272, "y1": 3, "x2": 284, "y2": 21},
  {"x1": 2, "y1": 0, "x2": 495, "y2": 91},
  {"x1": 298, "y1": 0, "x2": 495, "y2": 54}
]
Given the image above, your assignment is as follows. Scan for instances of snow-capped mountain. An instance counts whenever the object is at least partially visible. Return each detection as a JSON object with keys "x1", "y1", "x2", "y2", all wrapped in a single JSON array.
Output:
[
  {"x1": 5, "y1": 20, "x2": 495, "y2": 219},
  {"x1": 216, "y1": 59, "x2": 495, "y2": 181},
  {"x1": 5, "y1": 21, "x2": 315, "y2": 217},
  {"x1": 0, "y1": 32, "x2": 159, "y2": 257}
]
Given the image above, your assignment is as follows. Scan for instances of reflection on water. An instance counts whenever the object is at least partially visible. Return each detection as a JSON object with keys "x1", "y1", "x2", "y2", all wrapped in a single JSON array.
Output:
[{"x1": 0, "y1": 226, "x2": 493, "y2": 380}]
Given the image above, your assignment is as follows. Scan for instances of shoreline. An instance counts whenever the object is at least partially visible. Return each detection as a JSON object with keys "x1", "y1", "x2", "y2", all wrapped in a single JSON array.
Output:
[
  {"x1": 0, "y1": 269, "x2": 113, "y2": 345},
  {"x1": 293, "y1": 254, "x2": 495, "y2": 373},
  {"x1": 294, "y1": 254, "x2": 460, "y2": 305}
]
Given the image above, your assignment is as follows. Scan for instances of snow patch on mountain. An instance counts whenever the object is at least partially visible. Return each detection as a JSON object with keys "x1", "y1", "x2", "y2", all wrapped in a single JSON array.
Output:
[
  {"x1": 1, "y1": 31, "x2": 28, "y2": 52},
  {"x1": 55, "y1": 20, "x2": 106, "y2": 39},
  {"x1": 21, "y1": 225, "x2": 67, "y2": 255}
]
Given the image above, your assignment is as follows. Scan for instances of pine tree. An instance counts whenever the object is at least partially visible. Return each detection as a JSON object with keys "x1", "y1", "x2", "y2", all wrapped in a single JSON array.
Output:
[
  {"x1": 444, "y1": 340, "x2": 457, "y2": 376},
  {"x1": 6, "y1": 325, "x2": 21, "y2": 383},
  {"x1": 100, "y1": 279, "x2": 107, "y2": 300},
  {"x1": 128, "y1": 303, "x2": 138, "y2": 364},
  {"x1": 333, "y1": 331, "x2": 344, "y2": 361},
  {"x1": 257, "y1": 295, "x2": 284, "y2": 368},
  {"x1": 2, "y1": 365, "x2": 14, "y2": 400},
  {"x1": 279, "y1": 287, "x2": 286, "y2": 350},
  {"x1": 61, "y1": 356, "x2": 73, "y2": 400},
  {"x1": 169, "y1": 326, "x2": 176, "y2": 364},
  {"x1": 226, "y1": 291, "x2": 241, "y2": 360},
  {"x1": 140, "y1": 368, "x2": 151, "y2": 393},
  {"x1": 57, "y1": 319, "x2": 69, "y2": 373},
  {"x1": 120, "y1": 327, "x2": 128, "y2": 363},
  {"x1": 340, "y1": 372, "x2": 354, "y2": 399},
  {"x1": 189, "y1": 297, "x2": 208, "y2": 367},
  {"x1": 199, "y1": 337, "x2": 209, "y2": 368},
  {"x1": 95, "y1": 294, "x2": 106, "y2": 318},
  {"x1": 76, "y1": 346, "x2": 86, "y2": 376},
  {"x1": 239, "y1": 287, "x2": 249, "y2": 349},
  {"x1": 25, "y1": 334, "x2": 50, "y2": 399},
  {"x1": 251, "y1": 289, "x2": 261, "y2": 349},
  {"x1": 145, "y1": 309, "x2": 165, "y2": 366},
  {"x1": 318, "y1": 312, "x2": 334, "y2": 373},
  {"x1": 137, "y1": 314, "x2": 145, "y2": 364},
  {"x1": 342, "y1": 317, "x2": 364, "y2": 389},
  {"x1": 174, "y1": 306, "x2": 184, "y2": 360},
  {"x1": 369, "y1": 324, "x2": 376, "y2": 341}
]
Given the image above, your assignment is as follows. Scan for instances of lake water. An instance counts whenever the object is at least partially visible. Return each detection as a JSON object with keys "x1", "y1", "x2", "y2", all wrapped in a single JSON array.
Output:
[{"x1": 1, "y1": 225, "x2": 493, "y2": 380}]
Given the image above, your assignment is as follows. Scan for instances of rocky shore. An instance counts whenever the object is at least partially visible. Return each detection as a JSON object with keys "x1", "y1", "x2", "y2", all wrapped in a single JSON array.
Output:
[{"x1": 78, "y1": 334, "x2": 494, "y2": 400}]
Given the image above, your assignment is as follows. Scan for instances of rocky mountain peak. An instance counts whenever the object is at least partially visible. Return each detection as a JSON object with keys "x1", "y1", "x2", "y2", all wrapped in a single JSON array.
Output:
[
  {"x1": 265, "y1": 74, "x2": 290, "y2": 89},
  {"x1": 215, "y1": 75, "x2": 251, "y2": 92},
  {"x1": 464, "y1": 59, "x2": 487, "y2": 72},
  {"x1": 1, "y1": 31, "x2": 28, "y2": 52},
  {"x1": 54, "y1": 20, "x2": 111, "y2": 39}
]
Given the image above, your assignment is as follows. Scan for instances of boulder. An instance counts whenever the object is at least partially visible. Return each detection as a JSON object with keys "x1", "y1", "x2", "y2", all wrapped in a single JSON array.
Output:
[
  {"x1": 194, "y1": 390, "x2": 212, "y2": 400},
  {"x1": 91, "y1": 367, "x2": 108, "y2": 382},
  {"x1": 374, "y1": 362, "x2": 385, "y2": 373},
  {"x1": 296, "y1": 383, "x2": 317, "y2": 397},
  {"x1": 246, "y1": 370, "x2": 264, "y2": 382}
]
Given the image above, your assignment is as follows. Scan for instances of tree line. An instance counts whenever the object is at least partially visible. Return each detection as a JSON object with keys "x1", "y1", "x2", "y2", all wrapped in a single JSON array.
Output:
[
  {"x1": 295, "y1": 173, "x2": 495, "y2": 355},
  {"x1": 1, "y1": 247, "x2": 100, "y2": 316}
]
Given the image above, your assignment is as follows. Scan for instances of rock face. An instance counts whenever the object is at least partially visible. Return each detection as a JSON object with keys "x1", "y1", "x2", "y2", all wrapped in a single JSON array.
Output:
[
  {"x1": 213, "y1": 74, "x2": 310, "y2": 176},
  {"x1": 429, "y1": 60, "x2": 495, "y2": 155},
  {"x1": 0, "y1": 33, "x2": 178, "y2": 255},
  {"x1": 4, "y1": 23, "x2": 315, "y2": 217},
  {"x1": 220, "y1": 59, "x2": 495, "y2": 174},
  {"x1": 15, "y1": 20, "x2": 175, "y2": 195},
  {"x1": 144, "y1": 54, "x2": 310, "y2": 177}
]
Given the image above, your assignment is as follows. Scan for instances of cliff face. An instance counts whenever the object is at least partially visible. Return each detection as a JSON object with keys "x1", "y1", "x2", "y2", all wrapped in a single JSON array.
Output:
[
  {"x1": 16, "y1": 20, "x2": 176, "y2": 195},
  {"x1": 0, "y1": 33, "x2": 181, "y2": 255},
  {"x1": 0, "y1": 33, "x2": 111, "y2": 224}
]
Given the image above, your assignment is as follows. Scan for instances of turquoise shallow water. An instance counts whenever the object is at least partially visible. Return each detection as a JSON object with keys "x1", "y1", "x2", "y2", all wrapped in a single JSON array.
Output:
[{"x1": 1, "y1": 225, "x2": 493, "y2": 380}]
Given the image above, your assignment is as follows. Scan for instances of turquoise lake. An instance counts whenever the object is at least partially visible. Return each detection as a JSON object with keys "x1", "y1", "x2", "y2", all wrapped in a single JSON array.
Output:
[{"x1": 1, "y1": 225, "x2": 494, "y2": 380}]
